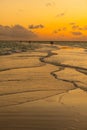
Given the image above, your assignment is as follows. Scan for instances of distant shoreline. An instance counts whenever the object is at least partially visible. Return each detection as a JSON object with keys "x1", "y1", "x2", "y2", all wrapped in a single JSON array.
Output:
[{"x1": 0, "y1": 40, "x2": 87, "y2": 42}]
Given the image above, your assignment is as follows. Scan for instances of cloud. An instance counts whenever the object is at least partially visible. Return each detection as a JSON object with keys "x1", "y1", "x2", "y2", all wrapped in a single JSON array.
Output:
[
  {"x1": 29, "y1": 24, "x2": 44, "y2": 29},
  {"x1": 78, "y1": 26, "x2": 87, "y2": 31},
  {"x1": 56, "y1": 13, "x2": 65, "y2": 17},
  {"x1": 58, "y1": 29, "x2": 61, "y2": 31},
  {"x1": 83, "y1": 26, "x2": 87, "y2": 30},
  {"x1": 18, "y1": 9, "x2": 24, "y2": 12},
  {"x1": 0, "y1": 25, "x2": 37, "y2": 40},
  {"x1": 16, "y1": 9, "x2": 24, "y2": 16},
  {"x1": 69, "y1": 23, "x2": 81, "y2": 30},
  {"x1": 53, "y1": 30, "x2": 58, "y2": 34},
  {"x1": 62, "y1": 27, "x2": 66, "y2": 31},
  {"x1": 70, "y1": 23, "x2": 87, "y2": 31},
  {"x1": 46, "y1": 2, "x2": 52, "y2": 6},
  {"x1": 53, "y1": 29, "x2": 61, "y2": 34},
  {"x1": 53, "y1": 27, "x2": 66, "y2": 33},
  {"x1": 69, "y1": 22, "x2": 76, "y2": 25},
  {"x1": 46, "y1": 1, "x2": 55, "y2": 7},
  {"x1": 71, "y1": 31, "x2": 83, "y2": 36},
  {"x1": 72, "y1": 25, "x2": 79, "y2": 30}
]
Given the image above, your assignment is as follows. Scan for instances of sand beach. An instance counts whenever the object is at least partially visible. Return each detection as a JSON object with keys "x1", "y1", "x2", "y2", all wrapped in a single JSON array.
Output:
[{"x1": 0, "y1": 42, "x2": 87, "y2": 130}]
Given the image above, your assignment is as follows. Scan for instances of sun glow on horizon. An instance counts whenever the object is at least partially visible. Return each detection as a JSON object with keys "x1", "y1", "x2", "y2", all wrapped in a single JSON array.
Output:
[{"x1": 0, "y1": 0, "x2": 87, "y2": 41}]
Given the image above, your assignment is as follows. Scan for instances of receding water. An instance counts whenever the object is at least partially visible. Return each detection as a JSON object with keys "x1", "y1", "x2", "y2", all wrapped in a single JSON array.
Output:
[{"x1": 0, "y1": 41, "x2": 87, "y2": 130}]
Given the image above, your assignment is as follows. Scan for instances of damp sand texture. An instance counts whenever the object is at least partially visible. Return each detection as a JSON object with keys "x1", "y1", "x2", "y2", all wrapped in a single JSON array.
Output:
[{"x1": 0, "y1": 43, "x2": 87, "y2": 130}]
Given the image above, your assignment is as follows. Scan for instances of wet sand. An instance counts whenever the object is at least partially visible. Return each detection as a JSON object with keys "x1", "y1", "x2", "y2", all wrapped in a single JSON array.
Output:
[{"x1": 0, "y1": 43, "x2": 87, "y2": 130}]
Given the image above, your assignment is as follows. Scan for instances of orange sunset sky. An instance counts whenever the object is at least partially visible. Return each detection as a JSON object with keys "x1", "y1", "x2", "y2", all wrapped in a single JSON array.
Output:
[{"x1": 0, "y1": 0, "x2": 87, "y2": 41}]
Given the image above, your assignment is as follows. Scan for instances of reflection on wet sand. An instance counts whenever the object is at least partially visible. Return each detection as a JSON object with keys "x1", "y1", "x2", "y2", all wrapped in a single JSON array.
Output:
[{"x1": 0, "y1": 43, "x2": 87, "y2": 130}]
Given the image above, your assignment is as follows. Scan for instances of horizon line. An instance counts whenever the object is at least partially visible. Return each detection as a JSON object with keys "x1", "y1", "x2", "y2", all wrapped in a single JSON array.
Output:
[{"x1": 0, "y1": 40, "x2": 87, "y2": 42}]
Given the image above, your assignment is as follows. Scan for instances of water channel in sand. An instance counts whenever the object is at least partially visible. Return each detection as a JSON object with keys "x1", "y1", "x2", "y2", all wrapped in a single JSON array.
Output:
[{"x1": 0, "y1": 43, "x2": 87, "y2": 130}]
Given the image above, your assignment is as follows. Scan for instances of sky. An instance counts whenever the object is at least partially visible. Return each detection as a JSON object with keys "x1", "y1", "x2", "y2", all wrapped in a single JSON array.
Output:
[{"x1": 0, "y1": 0, "x2": 87, "y2": 41}]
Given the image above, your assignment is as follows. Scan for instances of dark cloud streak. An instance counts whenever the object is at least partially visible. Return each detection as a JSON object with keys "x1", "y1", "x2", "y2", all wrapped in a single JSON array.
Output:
[
  {"x1": 56, "y1": 13, "x2": 65, "y2": 18},
  {"x1": 71, "y1": 31, "x2": 82, "y2": 36},
  {"x1": 29, "y1": 24, "x2": 44, "y2": 29},
  {"x1": 53, "y1": 27, "x2": 67, "y2": 34}
]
